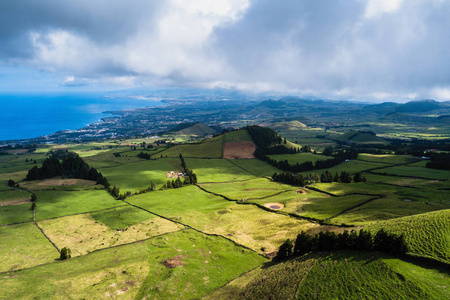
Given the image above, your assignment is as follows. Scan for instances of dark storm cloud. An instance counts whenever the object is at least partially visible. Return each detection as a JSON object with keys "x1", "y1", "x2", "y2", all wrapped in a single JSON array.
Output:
[
  {"x1": 0, "y1": 0, "x2": 162, "y2": 60},
  {"x1": 1, "y1": 0, "x2": 450, "y2": 100}
]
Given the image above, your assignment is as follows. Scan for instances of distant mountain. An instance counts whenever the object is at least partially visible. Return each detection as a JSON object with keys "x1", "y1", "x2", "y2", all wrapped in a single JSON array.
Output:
[
  {"x1": 166, "y1": 122, "x2": 219, "y2": 136},
  {"x1": 270, "y1": 120, "x2": 307, "y2": 131},
  {"x1": 395, "y1": 99, "x2": 441, "y2": 113}
]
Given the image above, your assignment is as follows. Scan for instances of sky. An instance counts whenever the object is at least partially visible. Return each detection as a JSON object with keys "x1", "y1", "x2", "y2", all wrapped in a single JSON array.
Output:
[{"x1": 1, "y1": 0, "x2": 450, "y2": 101}]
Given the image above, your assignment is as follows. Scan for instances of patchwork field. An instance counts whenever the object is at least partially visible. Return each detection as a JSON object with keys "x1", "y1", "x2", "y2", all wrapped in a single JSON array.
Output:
[
  {"x1": 0, "y1": 230, "x2": 265, "y2": 300},
  {"x1": 156, "y1": 136, "x2": 224, "y2": 158},
  {"x1": 186, "y1": 158, "x2": 256, "y2": 183},
  {"x1": 128, "y1": 186, "x2": 319, "y2": 253},
  {"x1": 38, "y1": 207, "x2": 185, "y2": 256}
]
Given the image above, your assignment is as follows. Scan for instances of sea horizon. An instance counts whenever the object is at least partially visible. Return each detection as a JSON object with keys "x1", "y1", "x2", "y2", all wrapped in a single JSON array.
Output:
[{"x1": 0, "y1": 93, "x2": 162, "y2": 142}]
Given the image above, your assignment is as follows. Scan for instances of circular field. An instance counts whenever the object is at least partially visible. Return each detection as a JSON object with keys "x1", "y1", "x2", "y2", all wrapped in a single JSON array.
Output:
[{"x1": 263, "y1": 202, "x2": 284, "y2": 210}]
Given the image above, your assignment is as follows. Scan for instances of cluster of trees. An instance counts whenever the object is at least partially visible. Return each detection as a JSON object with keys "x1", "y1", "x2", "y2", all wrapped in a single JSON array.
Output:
[
  {"x1": 272, "y1": 171, "x2": 366, "y2": 186},
  {"x1": 25, "y1": 152, "x2": 110, "y2": 189},
  {"x1": 31, "y1": 193, "x2": 36, "y2": 211},
  {"x1": 179, "y1": 154, "x2": 197, "y2": 184},
  {"x1": 425, "y1": 152, "x2": 450, "y2": 170},
  {"x1": 275, "y1": 229, "x2": 407, "y2": 261},
  {"x1": 7, "y1": 179, "x2": 19, "y2": 187},
  {"x1": 25, "y1": 158, "x2": 37, "y2": 163},
  {"x1": 137, "y1": 151, "x2": 153, "y2": 160}
]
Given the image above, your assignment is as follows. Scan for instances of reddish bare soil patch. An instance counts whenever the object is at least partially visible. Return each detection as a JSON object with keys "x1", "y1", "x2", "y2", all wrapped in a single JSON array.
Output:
[
  {"x1": 163, "y1": 255, "x2": 186, "y2": 268},
  {"x1": 223, "y1": 142, "x2": 256, "y2": 159}
]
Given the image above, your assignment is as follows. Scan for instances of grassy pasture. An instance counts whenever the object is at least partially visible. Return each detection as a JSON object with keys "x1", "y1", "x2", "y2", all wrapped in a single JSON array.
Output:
[
  {"x1": 156, "y1": 136, "x2": 223, "y2": 158},
  {"x1": 372, "y1": 165, "x2": 450, "y2": 180},
  {"x1": 229, "y1": 159, "x2": 281, "y2": 177},
  {"x1": 268, "y1": 153, "x2": 324, "y2": 165},
  {"x1": 34, "y1": 189, "x2": 122, "y2": 220},
  {"x1": 98, "y1": 158, "x2": 180, "y2": 192},
  {"x1": 0, "y1": 222, "x2": 59, "y2": 272},
  {"x1": 0, "y1": 153, "x2": 47, "y2": 174},
  {"x1": 357, "y1": 154, "x2": 417, "y2": 164},
  {"x1": 0, "y1": 203, "x2": 33, "y2": 225},
  {"x1": 84, "y1": 151, "x2": 143, "y2": 168},
  {"x1": 223, "y1": 129, "x2": 253, "y2": 143},
  {"x1": 38, "y1": 207, "x2": 184, "y2": 256},
  {"x1": 0, "y1": 170, "x2": 28, "y2": 182},
  {"x1": 199, "y1": 178, "x2": 293, "y2": 201},
  {"x1": 300, "y1": 194, "x2": 376, "y2": 221},
  {"x1": 19, "y1": 178, "x2": 99, "y2": 192},
  {"x1": 186, "y1": 158, "x2": 256, "y2": 183},
  {"x1": 297, "y1": 252, "x2": 430, "y2": 299},
  {"x1": 206, "y1": 254, "x2": 319, "y2": 300},
  {"x1": 0, "y1": 229, "x2": 265, "y2": 300},
  {"x1": 301, "y1": 159, "x2": 392, "y2": 176},
  {"x1": 128, "y1": 186, "x2": 318, "y2": 253},
  {"x1": 331, "y1": 196, "x2": 449, "y2": 226},
  {"x1": 367, "y1": 210, "x2": 450, "y2": 264},
  {"x1": 0, "y1": 188, "x2": 31, "y2": 203}
]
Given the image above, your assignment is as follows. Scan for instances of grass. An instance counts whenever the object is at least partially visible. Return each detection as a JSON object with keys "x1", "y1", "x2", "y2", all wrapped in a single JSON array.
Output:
[
  {"x1": 34, "y1": 189, "x2": 122, "y2": 220},
  {"x1": 199, "y1": 178, "x2": 293, "y2": 201},
  {"x1": 228, "y1": 159, "x2": 281, "y2": 177},
  {"x1": 297, "y1": 252, "x2": 430, "y2": 299},
  {"x1": 98, "y1": 158, "x2": 180, "y2": 192},
  {"x1": 0, "y1": 188, "x2": 31, "y2": 202},
  {"x1": 301, "y1": 159, "x2": 392, "y2": 176},
  {"x1": 357, "y1": 154, "x2": 417, "y2": 164},
  {"x1": 0, "y1": 222, "x2": 59, "y2": 272},
  {"x1": 19, "y1": 178, "x2": 99, "y2": 192},
  {"x1": 128, "y1": 186, "x2": 318, "y2": 253},
  {"x1": 156, "y1": 135, "x2": 223, "y2": 158},
  {"x1": 223, "y1": 129, "x2": 253, "y2": 143},
  {"x1": 0, "y1": 203, "x2": 33, "y2": 225},
  {"x1": 268, "y1": 153, "x2": 324, "y2": 165},
  {"x1": 38, "y1": 207, "x2": 184, "y2": 256},
  {"x1": 300, "y1": 194, "x2": 376, "y2": 222},
  {"x1": 331, "y1": 196, "x2": 449, "y2": 226},
  {"x1": 372, "y1": 165, "x2": 450, "y2": 180},
  {"x1": 367, "y1": 210, "x2": 450, "y2": 264},
  {"x1": 186, "y1": 158, "x2": 256, "y2": 183},
  {"x1": 0, "y1": 229, "x2": 265, "y2": 300},
  {"x1": 206, "y1": 254, "x2": 319, "y2": 300}
]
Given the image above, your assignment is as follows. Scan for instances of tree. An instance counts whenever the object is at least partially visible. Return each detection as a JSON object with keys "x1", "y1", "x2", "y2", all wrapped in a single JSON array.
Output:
[
  {"x1": 31, "y1": 202, "x2": 36, "y2": 211},
  {"x1": 30, "y1": 193, "x2": 37, "y2": 202},
  {"x1": 151, "y1": 181, "x2": 156, "y2": 191},
  {"x1": 274, "y1": 239, "x2": 293, "y2": 261},
  {"x1": 60, "y1": 247, "x2": 71, "y2": 260},
  {"x1": 340, "y1": 171, "x2": 352, "y2": 183},
  {"x1": 353, "y1": 172, "x2": 365, "y2": 183}
]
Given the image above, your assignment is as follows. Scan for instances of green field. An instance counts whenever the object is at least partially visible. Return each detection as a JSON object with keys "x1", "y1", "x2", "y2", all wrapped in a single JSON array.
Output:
[
  {"x1": 228, "y1": 159, "x2": 281, "y2": 177},
  {"x1": 34, "y1": 189, "x2": 122, "y2": 220},
  {"x1": 331, "y1": 196, "x2": 449, "y2": 226},
  {"x1": 372, "y1": 165, "x2": 450, "y2": 180},
  {"x1": 98, "y1": 158, "x2": 180, "y2": 192},
  {"x1": 268, "y1": 153, "x2": 324, "y2": 165},
  {"x1": 0, "y1": 230, "x2": 266, "y2": 300},
  {"x1": 223, "y1": 129, "x2": 253, "y2": 143},
  {"x1": 367, "y1": 210, "x2": 450, "y2": 264},
  {"x1": 0, "y1": 188, "x2": 31, "y2": 202},
  {"x1": 38, "y1": 207, "x2": 185, "y2": 256},
  {"x1": 0, "y1": 203, "x2": 33, "y2": 225},
  {"x1": 157, "y1": 136, "x2": 223, "y2": 158},
  {"x1": 186, "y1": 158, "x2": 256, "y2": 183},
  {"x1": 209, "y1": 251, "x2": 449, "y2": 300},
  {"x1": 199, "y1": 178, "x2": 293, "y2": 201},
  {"x1": 128, "y1": 186, "x2": 319, "y2": 253},
  {"x1": 0, "y1": 222, "x2": 59, "y2": 272}
]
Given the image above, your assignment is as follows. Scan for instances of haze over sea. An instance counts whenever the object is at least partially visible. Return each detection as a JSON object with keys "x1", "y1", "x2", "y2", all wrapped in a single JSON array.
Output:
[{"x1": 0, "y1": 93, "x2": 161, "y2": 141}]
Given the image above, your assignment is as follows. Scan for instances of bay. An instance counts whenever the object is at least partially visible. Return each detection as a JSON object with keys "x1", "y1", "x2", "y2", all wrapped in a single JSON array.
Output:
[{"x1": 0, "y1": 93, "x2": 161, "y2": 141}]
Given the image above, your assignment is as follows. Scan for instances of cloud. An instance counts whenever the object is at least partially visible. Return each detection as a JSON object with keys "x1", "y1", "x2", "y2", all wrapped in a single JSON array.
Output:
[{"x1": 1, "y1": 0, "x2": 450, "y2": 100}]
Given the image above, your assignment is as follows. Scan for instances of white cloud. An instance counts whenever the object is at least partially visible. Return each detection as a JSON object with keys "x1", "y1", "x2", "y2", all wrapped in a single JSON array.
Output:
[{"x1": 364, "y1": 0, "x2": 404, "y2": 19}]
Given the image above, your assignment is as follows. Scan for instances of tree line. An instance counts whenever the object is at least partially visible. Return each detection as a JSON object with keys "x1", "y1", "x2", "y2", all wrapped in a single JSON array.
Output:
[
  {"x1": 275, "y1": 229, "x2": 408, "y2": 261},
  {"x1": 272, "y1": 170, "x2": 366, "y2": 186},
  {"x1": 25, "y1": 152, "x2": 110, "y2": 189},
  {"x1": 425, "y1": 152, "x2": 450, "y2": 170}
]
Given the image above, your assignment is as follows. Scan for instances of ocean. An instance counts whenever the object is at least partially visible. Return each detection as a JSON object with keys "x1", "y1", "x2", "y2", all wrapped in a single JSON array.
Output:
[{"x1": 0, "y1": 93, "x2": 162, "y2": 141}]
